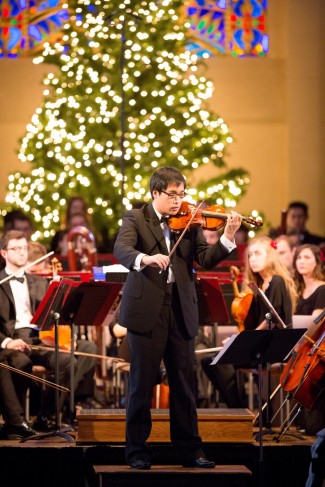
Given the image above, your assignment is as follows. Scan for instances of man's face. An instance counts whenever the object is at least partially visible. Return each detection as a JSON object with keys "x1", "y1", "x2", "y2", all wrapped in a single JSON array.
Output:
[
  {"x1": 152, "y1": 183, "x2": 185, "y2": 216},
  {"x1": 287, "y1": 208, "x2": 307, "y2": 233},
  {"x1": 276, "y1": 240, "x2": 294, "y2": 272},
  {"x1": 1, "y1": 238, "x2": 29, "y2": 269}
]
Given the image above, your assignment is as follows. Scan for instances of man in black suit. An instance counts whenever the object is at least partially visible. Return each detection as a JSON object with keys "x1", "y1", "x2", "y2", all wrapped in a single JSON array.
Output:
[
  {"x1": 113, "y1": 166, "x2": 242, "y2": 469},
  {"x1": 0, "y1": 230, "x2": 71, "y2": 433},
  {"x1": 0, "y1": 230, "x2": 98, "y2": 433}
]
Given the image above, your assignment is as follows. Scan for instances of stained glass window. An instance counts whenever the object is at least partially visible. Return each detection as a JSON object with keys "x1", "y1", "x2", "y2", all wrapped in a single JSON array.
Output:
[
  {"x1": 0, "y1": 0, "x2": 68, "y2": 58},
  {"x1": 0, "y1": 0, "x2": 268, "y2": 58},
  {"x1": 185, "y1": 0, "x2": 268, "y2": 57}
]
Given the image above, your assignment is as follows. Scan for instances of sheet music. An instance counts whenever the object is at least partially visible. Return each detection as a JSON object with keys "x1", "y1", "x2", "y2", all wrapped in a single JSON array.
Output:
[
  {"x1": 210, "y1": 334, "x2": 238, "y2": 365},
  {"x1": 247, "y1": 281, "x2": 287, "y2": 329},
  {"x1": 103, "y1": 264, "x2": 129, "y2": 273}
]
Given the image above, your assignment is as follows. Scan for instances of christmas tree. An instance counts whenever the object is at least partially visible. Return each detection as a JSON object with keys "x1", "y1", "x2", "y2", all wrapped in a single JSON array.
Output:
[{"x1": 4, "y1": 0, "x2": 251, "y2": 248}]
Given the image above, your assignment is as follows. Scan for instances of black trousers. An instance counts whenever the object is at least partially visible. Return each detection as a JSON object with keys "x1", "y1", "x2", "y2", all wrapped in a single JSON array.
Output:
[
  {"x1": 0, "y1": 363, "x2": 24, "y2": 424},
  {"x1": 125, "y1": 287, "x2": 202, "y2": 463}
]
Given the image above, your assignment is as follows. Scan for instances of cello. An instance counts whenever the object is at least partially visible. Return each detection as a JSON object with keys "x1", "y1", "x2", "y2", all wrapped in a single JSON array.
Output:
[{"x1": 280, "y1": 309, "x2": 325, "y2": 410}]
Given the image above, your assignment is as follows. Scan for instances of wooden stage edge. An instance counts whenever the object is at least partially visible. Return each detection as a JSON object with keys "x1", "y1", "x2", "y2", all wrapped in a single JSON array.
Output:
[
  {"x1": 76, "y1": 407, "x2": 255, "y2": 444},
  {"x1": 0, "y1": 426, "x2": 315, "y2": 487}
]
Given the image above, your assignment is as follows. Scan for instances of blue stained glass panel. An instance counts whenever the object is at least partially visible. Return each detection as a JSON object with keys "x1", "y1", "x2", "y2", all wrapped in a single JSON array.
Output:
[{"x1": 186, "y1": 0, "x2": 268, "y2": 57}]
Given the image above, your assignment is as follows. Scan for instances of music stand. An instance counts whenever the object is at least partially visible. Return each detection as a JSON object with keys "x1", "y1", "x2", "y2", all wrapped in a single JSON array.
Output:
[
  {"x1": 24, "y1": 279, "x2": 123, "y2": 440},
  {"x1": 196, "y1": 277, "x2": 230, "y2": 325},
  {"x1": 247, "y1": 281, "x2": 289, "y2": 433},
  {"x1": 22, "y1": 279, "x2": 76, "y2": 442},
  {"x1": 211, "y1": 328, "x2": 306, "y2": 487},
  {"x1": 58, "y1": 280, "x2": 123, "y2": 423}
]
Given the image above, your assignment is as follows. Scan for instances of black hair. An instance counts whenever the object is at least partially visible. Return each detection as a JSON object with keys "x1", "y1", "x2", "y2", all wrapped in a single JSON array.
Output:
[
  {"x1": 288, "y1": 201, "x2": 308, "y2": 215},
  {"x1": 149, "y1": 166, "x2": 186, "y2": 197}
]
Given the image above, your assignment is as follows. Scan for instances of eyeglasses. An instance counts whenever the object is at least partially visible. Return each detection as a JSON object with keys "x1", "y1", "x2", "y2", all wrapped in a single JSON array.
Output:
[
  {"x1": 161, "y1": 190, "x2": 187, "y2": 200},
  {"x1": 6, "y1": 246, "x2": 28, "y2": 252}
]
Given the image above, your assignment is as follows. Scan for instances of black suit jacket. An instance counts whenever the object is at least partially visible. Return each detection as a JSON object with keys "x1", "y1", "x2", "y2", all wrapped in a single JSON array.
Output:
[
  {"x1": 113, "y1": 203, "x2": 233, "y2": 338},
  {"x1": 0, "y1": 269, "x2": 49, "y2": 344}
]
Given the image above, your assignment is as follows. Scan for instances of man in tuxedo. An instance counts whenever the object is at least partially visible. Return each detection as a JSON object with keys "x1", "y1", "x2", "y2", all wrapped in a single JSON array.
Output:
[
  {"x1": 0, "y1": 230, "x2": 99, "y2": 432},
  {"x1": 113, "y1": 166, "x2": 242, "y2": 469},
  {"x1": 0, "y1": 230, "x2": 71, "y2": 431}
]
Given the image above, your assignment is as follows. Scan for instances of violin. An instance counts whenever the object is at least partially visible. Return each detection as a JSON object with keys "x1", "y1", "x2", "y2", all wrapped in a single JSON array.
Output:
[
  {"x1": 230, "y1": 266, "x2": 253, "y2": 332},
  {"x1": 167, "y1": 201, "x2": 263, "y2": 232},
  {"x1": 39, "y1": 325, "x2": 72, "y2": 351},
  {"x1": 280, "y1": 309, "x2": 325, "y2": 410}
]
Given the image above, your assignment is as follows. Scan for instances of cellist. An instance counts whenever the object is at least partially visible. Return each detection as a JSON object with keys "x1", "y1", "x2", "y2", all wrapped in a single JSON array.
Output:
[
  {"x1": 0, "y1": 230, "x2": 99, "y2": 432},
  {"x1": 292, "y1": 244, "x2": 325, "y2": 435}
]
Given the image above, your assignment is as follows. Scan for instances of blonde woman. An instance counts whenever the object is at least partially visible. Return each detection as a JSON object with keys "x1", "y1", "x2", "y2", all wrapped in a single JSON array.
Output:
[
  {"x1": 242, "y1": 236, "x2": 297, "y2": 330},
  {"x1": 202, "y1": 236, "x2": 297, "y2": 409}
]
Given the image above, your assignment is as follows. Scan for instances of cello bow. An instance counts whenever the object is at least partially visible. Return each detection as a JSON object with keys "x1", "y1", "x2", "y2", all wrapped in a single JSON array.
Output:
[{"x1": 0, "y1": 361, "x2": 69, "y2": 392}]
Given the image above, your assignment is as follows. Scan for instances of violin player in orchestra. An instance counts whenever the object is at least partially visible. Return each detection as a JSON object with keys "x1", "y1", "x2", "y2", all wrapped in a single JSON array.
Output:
[
  {"x1": 201, "y1": 236, "x2": 297, "y2": 409},
  {"x1": 0, "y1": 230, "x2": 99, "y2": 433},
  {"x1": 293, "y1": 244, "x2": 325, "y2": 436},
  {"x1": 113, "y1": 166, "x2": 242, "y2": 470}
]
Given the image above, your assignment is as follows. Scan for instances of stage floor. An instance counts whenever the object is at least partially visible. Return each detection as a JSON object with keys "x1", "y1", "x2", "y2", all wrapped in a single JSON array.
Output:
[{"x1": 0, "y1": 427, "x2": 315, "y2": 487}]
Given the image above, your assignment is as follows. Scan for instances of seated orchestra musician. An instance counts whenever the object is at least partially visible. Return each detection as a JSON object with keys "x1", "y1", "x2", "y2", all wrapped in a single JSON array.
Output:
[
  {"x1": 201, "y1": 236, "x2": 297, "y2": 410},
  {"x1": 292, "y1": 244, "x2": 325, "y2": 435},
  {"x1": 0, "y1": 230, "x2": 100, "y2": 436}
]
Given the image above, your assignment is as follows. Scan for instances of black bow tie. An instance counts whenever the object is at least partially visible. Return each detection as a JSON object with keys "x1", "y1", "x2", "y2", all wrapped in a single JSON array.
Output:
[
  {"x1": 9, "y1": 275, "x2": 25, "y2": 283},
  {"x1": 160, "y1": 216, "x2": 169, "y2": 224}
]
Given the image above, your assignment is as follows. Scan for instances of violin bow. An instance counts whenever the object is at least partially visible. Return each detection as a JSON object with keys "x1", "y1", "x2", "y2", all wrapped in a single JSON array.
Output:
[
  {"x1": 195, "y1": 346, "x2": 223, "y2": 355},
  {"x1": 30, "y1": 344, "x2": 125, "y2": 363},
  {"x1": 0, "y1": 251, "x2": 54, "y2": 285},
  {"x1": 0, "y1": 360, "x2": 69, "y2": 392}
]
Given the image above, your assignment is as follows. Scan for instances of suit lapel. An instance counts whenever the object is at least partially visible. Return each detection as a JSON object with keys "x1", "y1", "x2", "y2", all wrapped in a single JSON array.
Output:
[
  {"x1": 145, "y1": 204, "x2": 169, "y2": 254},
  {"x1": 0, "y1": 270, "x2": 16, "y2": 307}
]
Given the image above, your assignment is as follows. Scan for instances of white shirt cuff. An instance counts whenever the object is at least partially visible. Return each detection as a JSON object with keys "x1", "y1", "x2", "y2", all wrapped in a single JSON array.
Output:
[
  {"x1": 220, "y1": 234, "x2": 237, "y2": 253},
  {"x1": 2, "y1": 338, "x2": 12, "y2": 349},
  {"x1": 133, "y1": 253, "x2": 147, "y2": 271}
]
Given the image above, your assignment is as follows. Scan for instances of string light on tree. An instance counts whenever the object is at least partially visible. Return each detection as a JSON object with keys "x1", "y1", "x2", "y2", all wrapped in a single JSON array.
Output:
[{"x1": 4, "y1": 0, "x2": 251, "y2": 245}]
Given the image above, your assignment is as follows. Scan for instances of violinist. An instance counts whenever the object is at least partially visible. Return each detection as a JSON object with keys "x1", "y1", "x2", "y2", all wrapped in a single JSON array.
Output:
[
  {"x1": 202, "y1": 236, "x2": 297, "y2": 409},
  {"x1": 292, "y1": 244, "x2": 325, "y2": 435},
  {"x1": 113, "y1": 166, "x2": 242, "y2": 470}
]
